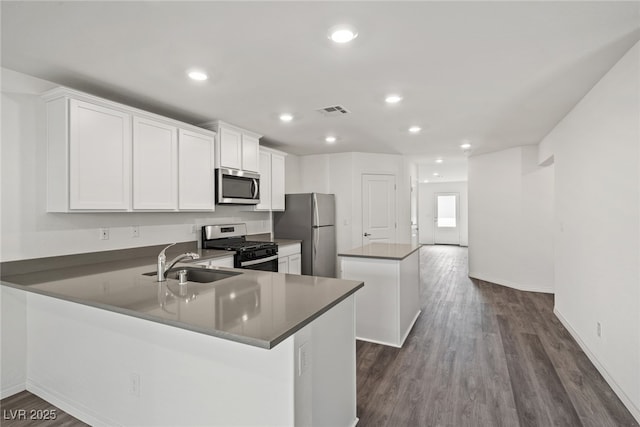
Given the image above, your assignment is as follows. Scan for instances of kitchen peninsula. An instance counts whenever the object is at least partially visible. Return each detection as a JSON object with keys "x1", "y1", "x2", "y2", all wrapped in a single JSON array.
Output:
[
  {"x1": 339, "y1": 243, "x2": 421, "y2": 348},
  {"x1": 1, "y1": 246, "x2": 363, "y2": 427}
]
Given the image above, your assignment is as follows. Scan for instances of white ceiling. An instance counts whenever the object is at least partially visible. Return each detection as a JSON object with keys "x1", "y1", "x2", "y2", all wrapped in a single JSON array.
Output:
[{"x1": 2, "y1": 1, "x2": 639, "y2": 179}]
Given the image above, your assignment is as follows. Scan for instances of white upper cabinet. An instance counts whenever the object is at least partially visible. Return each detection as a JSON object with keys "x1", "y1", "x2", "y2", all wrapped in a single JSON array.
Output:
[
  {"x1": 133, "y1": 117, "x2": 178, "y2": 210},
  {"x1": 206, "y1": 121, "x2": 261, "y2": 172},
  {"x1": 43, "y1": 87, "x2": 216, "y2": 212},
  {"x1": 45, "y1": 96, "x2": 132, "y2": 211},
  {"x1": 271, "y1": 153, "x2": 286, "y2": 211},
  {"x1": 69, "y1": 99, "x2": 132, "y2": 210},
  {"x1": 178, "y1": 129, "x2": 215, "y2": 210},
  {"x1": 255, "y1": 147, "x2": 287, "y2": 212},
  {"x1": 241, "y1": 133, "x2": 260, "y2": 172},
  {"x1": 256, "y1": 149, "x2": 272, "y2": 211},
  {"x1": 218, "y1": 126, "x2": 242, "y2": 170}
]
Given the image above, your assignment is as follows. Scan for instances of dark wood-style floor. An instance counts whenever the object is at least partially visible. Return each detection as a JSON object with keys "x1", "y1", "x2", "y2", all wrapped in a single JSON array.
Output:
[
  {"x1": 2, "y1": 245, "x2": 637, "y2": 426},
  {"x1": 356, "y1": 245, "x2": 638, "y2": 426}
]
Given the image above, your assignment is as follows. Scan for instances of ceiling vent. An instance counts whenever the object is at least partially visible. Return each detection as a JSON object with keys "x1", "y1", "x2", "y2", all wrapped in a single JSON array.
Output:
[{"x1": 316, "y1": 105, "x2": 350, "y2": 116}]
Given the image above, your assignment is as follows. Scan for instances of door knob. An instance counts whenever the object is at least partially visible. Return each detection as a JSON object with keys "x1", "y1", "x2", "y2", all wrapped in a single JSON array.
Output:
[{"x1": 364, "y1": 232, "x2": 371, "y2": 237}]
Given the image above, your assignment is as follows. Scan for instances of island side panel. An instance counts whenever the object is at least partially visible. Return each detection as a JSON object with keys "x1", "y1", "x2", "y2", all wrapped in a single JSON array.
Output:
[
  {"x1": 1, "y1": 286, "x2": 27, "y2": 398},
  {"x1": 294, "y1": 295, "x2": 357, "y2": 427},
  {"x1": 398, "y1": 250, "x2": 422, "y2": 346},
  {"x1": 340, "y1": 257, "x2": 400, "y2": 346},
  {"x1": 25, "y1": 293, "x2": 296, "y2": 427}
]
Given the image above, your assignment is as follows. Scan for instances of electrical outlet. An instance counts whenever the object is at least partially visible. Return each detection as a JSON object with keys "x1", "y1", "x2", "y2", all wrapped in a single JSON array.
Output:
[
  {"x1": 132, "y1": 226, "x2": 140, "y2": 238},
  {"x1": 191, "y1": 224, "x2": 197, "y2": 234},
  {"x1": 99, "y1": 228, "x2": 109, "y2": 240},
  {"x1": 129, "y1": 373, "x2": 140, "y2": 397},
  {"x1": 597, "y1": 322, "x2": 602, "y2": 338}
]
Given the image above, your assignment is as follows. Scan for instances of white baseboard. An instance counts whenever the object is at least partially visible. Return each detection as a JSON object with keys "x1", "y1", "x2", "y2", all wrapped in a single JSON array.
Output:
[
  {"x1": 356, "y1": 336, "x2": 402, "y2": 348},
  {"x1": 1, "y1": 383, "x2": 26, "y2": 399},
  {"x1": 26, "y1": 379, "x2": 121, "y2": 427},
  {"x1": 468, "y1": 271, "x2": 554, "y2": 294},
  {"x1": 553, "y1": 308, "x2": 640, "y2": 424},
  {"x1": 350, "y1": 416, "x2": 360, "y2": 427}
]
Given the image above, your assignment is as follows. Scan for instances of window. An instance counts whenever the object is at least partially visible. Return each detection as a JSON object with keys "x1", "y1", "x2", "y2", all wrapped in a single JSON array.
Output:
[{"x1": 437, "y1": 195, "x2": 457, "y2": 227}]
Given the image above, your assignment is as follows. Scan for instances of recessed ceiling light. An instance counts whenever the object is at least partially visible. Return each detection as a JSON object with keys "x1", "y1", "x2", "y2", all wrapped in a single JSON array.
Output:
[
  {"x1": 325, "y1": 136, "x2": 337, "y2": 144},
  {"x1": 433, "y1": 172, "x2": 440, "y2": 176},
  {"x1": 385, "y1": 94, "x2": 402, "y2": 104},
  {"x1": 460, "y1": 143, "x2": 471, "y2": 149},
  {"x1": 187, "y1": 70, "x2": 208, "y2": 81},
  {"x1": 408, "y1": 126, "x2": 421, "y2": 133},
  {"x1": 435, "y1": 159, "x2": 443, "y2": 164},
  {"x1": 328, "y1": 26, "x2": 358, "y2": 43},
  {"x1": 279, "y1": 113, "x2": 294, "y2": 122}
]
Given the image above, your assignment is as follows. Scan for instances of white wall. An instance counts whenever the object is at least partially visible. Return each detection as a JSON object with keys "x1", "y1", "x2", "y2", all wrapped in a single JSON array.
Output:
[
  {"x1": 418, "y1": 181, "x2": 468, "y2": 246},
  {"x1": 546, "y1": 42, "x2": 640, "y2": 421},
  {"x1": 0, "y1": 69, "x2": 271, "y2": 262},
  {"x1": 296, "y1": 152, "x2": 411, "y2": 253},
  {"x1": 468, "y1": 146, "x2": 555, "y2": 293}
]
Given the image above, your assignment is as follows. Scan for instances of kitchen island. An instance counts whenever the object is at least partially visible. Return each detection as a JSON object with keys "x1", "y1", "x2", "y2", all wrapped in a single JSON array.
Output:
[
  {"x1": 339, "y1": 243, "x2": 421, "y2": 348},
  {"x1": 1, "y1": 248, "x2": 363, "y2": 427}
]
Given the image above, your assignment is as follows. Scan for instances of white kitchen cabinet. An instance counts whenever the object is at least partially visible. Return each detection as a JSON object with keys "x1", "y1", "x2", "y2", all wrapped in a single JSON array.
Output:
[
  {"x1": 241, "y1": 133, "x2": 260, "y2": 172},
  {"x1": 278, "y1": 243, "x2": 301, "y2": 274},
  {"x1": 195, "y1": 255, "x2": 235, "y2": 269},
  {"x1": 204, "y1": 121, "x2": 261, "y2": 172},
  {"x1": 43, "y1": 87, "x2": 216, "y2": 213},
  {"x1": 133, "y1": 117, "x2": 178, "y2": 210},
  {"x1": 255, "y1": 147, "x2": 287, "y2": 211},
  {"x1": 178, "y1": 129, "x2": 215, "y2": 210},
  {"x1": 271, "y1": 152, "x2": 286, "y2": 211},
  {"x1": 46, "y1": 95, "x2": 132, "y2": 211},
  {"x1": 288, "y1": 253, "x2": 301, "y2": 275},
  {"x1": 256, "y1": 149, "x2": 272, "y2": 211}
]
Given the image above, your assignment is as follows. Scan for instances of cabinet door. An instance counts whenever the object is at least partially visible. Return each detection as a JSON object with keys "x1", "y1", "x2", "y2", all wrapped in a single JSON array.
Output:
[
  {"x1": 178, "y1": 129, "x2": 215, "y2": 210},
  {"x1": 288, "y1": 254, "x2": 301, "y2": 275},
  {"x1": 278, "y1": 257, "x2": 289, "y2": 274},
  {"x1": 241, "y1": 134, "x2": 260, "y2": 172},
  {"x1": 255, "y1": 150, "x2": 271, "y2": 211},
  {"x1": 133, "y1": 117, "x2": 178, "y2": 210},
  {"x1": 271, "y1": 154, "x2": 286, "y2": 211},
  {"x1": 218, "y1": 126, "x2": 242, "y2": 170},
  {"x1": 69, "y1": 99, "x2": 131, "y2": 210},
  {"x1": 210, "y1": 256, "x2": 234, "y2": 268}
]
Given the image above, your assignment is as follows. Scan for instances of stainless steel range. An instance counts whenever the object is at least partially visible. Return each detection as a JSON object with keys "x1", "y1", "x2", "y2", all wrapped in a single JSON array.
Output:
[{"x1": 201, "y1": 224, "x2": 278, "y2": 271}]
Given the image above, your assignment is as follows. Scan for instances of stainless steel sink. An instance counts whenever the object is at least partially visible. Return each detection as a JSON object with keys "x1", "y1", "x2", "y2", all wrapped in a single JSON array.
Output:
[{"x1": 143, "y1": 266, "x2": 241, "y2": 283}]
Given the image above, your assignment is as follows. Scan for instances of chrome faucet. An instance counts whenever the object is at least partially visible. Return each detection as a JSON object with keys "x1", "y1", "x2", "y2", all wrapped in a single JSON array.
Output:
[{"x1": 157, "y1": 243, "x2": 200, "y2": 281}]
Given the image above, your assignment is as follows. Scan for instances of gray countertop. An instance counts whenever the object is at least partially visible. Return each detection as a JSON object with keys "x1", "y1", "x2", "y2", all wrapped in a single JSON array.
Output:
[
  {"x1": 1, "y1": 259, "x2": 362, "y2": 349},
  {"x1": 338, "y1": 243, "x2": 422, "y2": 260}
]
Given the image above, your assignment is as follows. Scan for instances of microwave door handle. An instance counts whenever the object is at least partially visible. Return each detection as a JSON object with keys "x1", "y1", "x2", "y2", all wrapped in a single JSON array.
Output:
[{"x1": 252, "y1": 179, "x2": 259, "y2": 199}]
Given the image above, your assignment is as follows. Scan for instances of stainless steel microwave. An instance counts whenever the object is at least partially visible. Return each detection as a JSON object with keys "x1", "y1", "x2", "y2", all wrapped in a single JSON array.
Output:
[{"x1": 215, "y1": 168, "x2": 260, "y2": 204}]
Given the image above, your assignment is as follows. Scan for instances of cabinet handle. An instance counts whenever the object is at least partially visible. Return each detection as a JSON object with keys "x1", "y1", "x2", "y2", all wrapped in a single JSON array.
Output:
[{"x1": 363, "y1": 232, "x2": 371, "y2": 237}]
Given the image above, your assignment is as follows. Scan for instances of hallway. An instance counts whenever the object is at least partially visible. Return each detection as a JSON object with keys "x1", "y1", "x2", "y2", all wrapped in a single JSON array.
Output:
[{"x1": 355, "y1": 245, "x2": 637, "y2": 426}]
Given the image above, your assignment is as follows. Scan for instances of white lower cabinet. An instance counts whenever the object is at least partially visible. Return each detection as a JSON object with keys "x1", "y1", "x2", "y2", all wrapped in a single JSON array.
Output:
[
  {"x1": 195, "y1": 256, "x2": 235, "y2": 269},
  {"x1": 278, "y1": 243, "x2": 301, "y2": 274}
]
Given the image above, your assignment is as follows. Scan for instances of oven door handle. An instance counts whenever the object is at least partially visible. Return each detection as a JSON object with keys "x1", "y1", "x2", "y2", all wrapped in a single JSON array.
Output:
[{"x1": 240, "y1": 254, "x2": 279, "y2": 267}]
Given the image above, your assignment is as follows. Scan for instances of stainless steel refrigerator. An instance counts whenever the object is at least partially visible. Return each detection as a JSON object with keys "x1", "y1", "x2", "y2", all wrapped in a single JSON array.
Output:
[{"x1": 273, "y1": 193, "x2": 336, "y2": 278}]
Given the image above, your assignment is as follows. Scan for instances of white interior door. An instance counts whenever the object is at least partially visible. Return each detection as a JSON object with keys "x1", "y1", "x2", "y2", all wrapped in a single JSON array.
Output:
[
  {"x1": 434, "y1": 192, "x2": 460, "y2": 245},
  {"x1": 362, "y1": 174, "x2": 396, "y2": 246}
]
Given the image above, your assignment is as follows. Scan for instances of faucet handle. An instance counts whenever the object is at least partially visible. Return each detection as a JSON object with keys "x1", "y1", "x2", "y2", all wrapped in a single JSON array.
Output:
[{"x1": 159, "y1": 243, "x2": 177, "y2": 258}]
